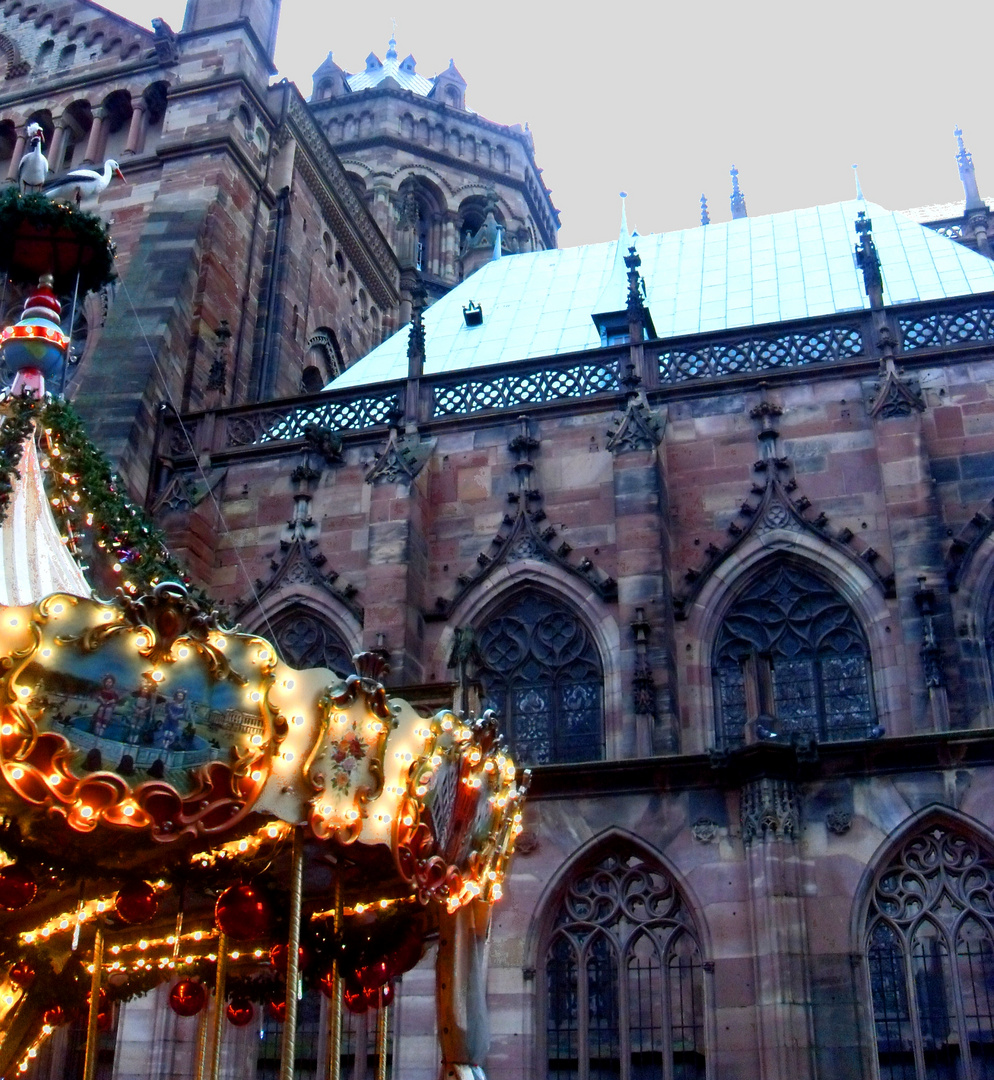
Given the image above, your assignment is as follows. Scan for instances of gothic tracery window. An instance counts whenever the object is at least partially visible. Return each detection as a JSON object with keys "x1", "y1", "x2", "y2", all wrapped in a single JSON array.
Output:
[
  {"x1": 866, "y1": 824, "x2": 994, "y2": 1080},
  {"x1": 545, "y1": 849, "x2": 706, "y2": 1080},
  {"x1": 477, "y1": 592, "x2": 604, "y2": 765},
  {"x1": 269, "y1": 608, "x2": 353, "y2": 677},
  {"x1": 712, "y1": 561, "x2": 875, "y2": 747}
]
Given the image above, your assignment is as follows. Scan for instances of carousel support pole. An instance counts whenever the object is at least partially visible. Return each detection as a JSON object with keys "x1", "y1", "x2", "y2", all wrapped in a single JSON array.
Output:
[
  {"x1": 192, "y1": 1003, "x2": 210, "y2": 1080},
  {"x1": 280, "y1": 825, "x2": 305, "y2": 1080},
  {"x1": 208, "y1": 933, "x2": 229, "y2": 1080},
  {"x1": 82, "y1": 925, "x2": 105, "y2": 1080},
  {"x1": 375, "y1": 993, "x2": 389, "y2": 1080},
  {"x1": 326, "y1": 877, "x2": 343, "y2": 1080}
]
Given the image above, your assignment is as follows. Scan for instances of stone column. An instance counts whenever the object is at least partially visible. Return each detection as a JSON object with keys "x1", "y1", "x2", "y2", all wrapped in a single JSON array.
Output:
[
  {"x1": 46, "y1": 119, "x2": 70, "y2": 174},
  {"x1": 741, "y1": 777, "x2": 817, "y2": 1080},
  {"x1": 81, "y1": 107, "x2": 107, "y2": 165},
  {"x1": 5, "y1": 126, "x2": 26, "y2": 181},
  {"x1": 123, "y1": 98, "x2": 149, "y2": 156}
]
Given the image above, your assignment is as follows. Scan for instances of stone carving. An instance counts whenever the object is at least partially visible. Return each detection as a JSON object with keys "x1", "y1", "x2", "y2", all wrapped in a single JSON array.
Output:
[
  {"x1": 150, "y1": 468, "x2": 226, "y2": 515},
  {"x1": 366, "y1": 426, "x2": 435, "y2": 484},
  {"x1": 691, "y1": 818, "x2": 718, "y2": 843},
  {"x1": 826, "y1": 809, "x2": 852, "y2": 835},
  {"x1": 740, "y1": 777, "x2": 799, "y2": 844},
  {"x1": 867, "y1": 368, "x2": 925, "y2": 419},
  {"x1": 606, "y1": 387, "x2": 663, "y2": 454}
]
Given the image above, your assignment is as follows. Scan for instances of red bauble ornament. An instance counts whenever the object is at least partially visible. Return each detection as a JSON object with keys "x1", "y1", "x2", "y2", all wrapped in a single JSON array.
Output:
[
  {"x1": 8, "y1": 960, "x2": 35, "y2": 988},
  {"x1": 214, "y1": 885, "x2": 272, "y2": 941},
  {"x1": 357, "y1": 959, "x2": 389, "y2": 992},
  {"x1": 0, "y1": 865, "x2": 36, "y2": 909},
  {"x1": 343, "y1": 987, "x2": 367, "y2": 1014},
  {"x1": 42, "y1": 1006, "x2": 66, "y2": 1027},
  {"x1": 269, "y1": 943, "x2": 309, "y2": 974},
  {"x1": 226, "y1": 998, "x2": 255, "y2": 1026},
  {"x1": 318, "y1": 969, "x2": 337, "y2": 1000},
  {"x1": 267, "y1": 998, "x2": 287, "y2": 1022},
  {"x1": 115, "y1": 881, "x2": 158, "y2": 925},
  {"x1": 169, "y1": 980, "x2": 207, "y2": 1017},
  {"x1": 363, "y1": 980, "x2": 394, "y2": 1011}
]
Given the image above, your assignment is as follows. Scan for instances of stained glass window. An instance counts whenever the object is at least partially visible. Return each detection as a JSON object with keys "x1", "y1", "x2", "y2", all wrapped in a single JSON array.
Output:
[
  {"x1": 712, "y1": 561, "x2": 874, "y2": 747},
  {"x1": 477, "y1": 592, "x2": 604, "y2": 765},
  {"x1": 867, "y1": 824, "x2": 994, "y2": 1080},
  {"x1": 545, "y1": 850, "x2": 705, "y2": 1080},
  {"x1": 269, "y1": 608, "x2": 353, "y2": 677}
]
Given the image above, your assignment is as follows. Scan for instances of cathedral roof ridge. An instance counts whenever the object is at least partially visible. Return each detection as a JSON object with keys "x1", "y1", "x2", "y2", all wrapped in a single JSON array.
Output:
[{"x1": 329, "y1": 198, "x2": 994, "y2": 391}]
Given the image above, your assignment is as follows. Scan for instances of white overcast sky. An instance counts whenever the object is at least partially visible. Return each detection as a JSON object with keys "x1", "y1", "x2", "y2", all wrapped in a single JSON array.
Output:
[{"x1": 105, "y1": 0, "x2": 992, "y2": 248}]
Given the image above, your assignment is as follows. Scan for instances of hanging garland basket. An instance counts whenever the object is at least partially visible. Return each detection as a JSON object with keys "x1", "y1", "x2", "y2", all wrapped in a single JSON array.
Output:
[{"x1": 0, "y1": 190, "x2": 115, "y2": 296}]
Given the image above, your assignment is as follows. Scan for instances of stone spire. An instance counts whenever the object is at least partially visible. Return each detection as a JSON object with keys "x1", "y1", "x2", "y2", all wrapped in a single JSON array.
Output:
[
  {"x1": 729, "y1": 166, "x2": 747, "y2": 220},
  {"x1": 854, "y1": 210, "x2": 883, "y2": 310},
  {"x1": 700, "y1": 193, "x2": 710, "y2": 226},
  {"x1": 955, "y1": 127, "x2": 985, "y2": 212},
  {"x1": 852, "y1": 163, "x2": 865, "y2": 203}
]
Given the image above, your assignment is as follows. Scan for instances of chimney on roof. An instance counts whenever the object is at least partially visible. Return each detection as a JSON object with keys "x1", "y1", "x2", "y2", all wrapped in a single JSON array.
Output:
[{"x1": 729, "y1": 167, "x2": 747, "y2": 220}]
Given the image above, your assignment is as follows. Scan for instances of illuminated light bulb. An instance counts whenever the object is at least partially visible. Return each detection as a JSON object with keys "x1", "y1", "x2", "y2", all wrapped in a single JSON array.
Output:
[
  {"x1": 59, "y1": 919, "x2": 68, "y2": 929},
  {"x1": 111, "y1": 945, "x2": 120, "y2": 954},
  {"x1": 100, "y1": 609, "x2": 112, "y2": 621},
  {"x1": 251, "y1": 734, "x2": 263, "y2": 746},
  {"x1": 78, "y1": 910, "x2": 88, "y2": 922},
  {"x1": 238, "y1": 840, "x2": 248, "y2": 853},
  {"x1": 27, "y1": 1048, "x2": 36, "y2": 1059},
  {"x1": 208, "y1": 953, "x2": 216, "y2": 962},
  {"x1": 41, "y1": 929, "x2": 50, "y2": 938},
  {"x1": 3, "y1": 993, "x2": 13, "y2": 1006},
  {"x1": 442, "y1": 719, "x2": 453, "y2": 731},
  {"x1": 333, "y1": 712, "x2": 346, "y2": 724},
  {"x1": 254, "y1": 949, "x2": 263, "y2": 958},
  {"x1": 251, "y1": 770, "x2": 262, "y2": 782},
  {"x1": 48, "y1": 773, "x2": 60, "y2": 784},
  {"x1": 123, "y1": 804, "x2": 135, "y2": 817},
  {"x1": 292, "y1": 715, "x2": 303, "y2": 726},
  {"x1": 135, "y1": 635, "x2": 147, "y2": 648},
  {"x1": 79, "y1": 805, "x2": 94, "y2": 818},
  {"x1": 230, "y1": 951, "x2": 240, "y2": 960},
  {"x1": 136, "y1": 959, "x2": 145, "y2": 967},
  {"x1": 284, "y1": 679, "x2": 295, "y2": 690},
  {"x1": 151, "y1": 671, "x2": 164, "y2": 683},
  {"x1": 167, "y1": 936, "x2": 175, "y2": 945},
  {"x1": 23, "y1": 934, "x2": 34, "y2": 944},
  {"x1": 321, "y1": 804, "x2": 332, "y2": 815},
  {"x1": 1, "y1": 724, "x2": 11, "y2": 735},
  {"x1": 6, "y1": 616, "x2": 17, "y2": 628},
  {"x1": 168, "y1": 961, "x2": 176, "y2": 969},
  {"x1": 52, "y1": 603, "x2": 64, "y2": 614},
  {"x1": 185, "y1": 955, "x2": 194, "y2": 965},
  {"x1": 96, "y1": 902, "x2": 106, "y2": 912},
  {"x1": 355, "y1": 903, "x2": 365, "y2": 914},
  {"x1": 17, "y1": 687, "x2": 29, "y2": 698},
  {"x1": 42, "y1": 1026, "x2": 52, "y2": 1035},
  {"x1": 249, "y1": 691, "x2": 261, "y2": 703},
  {"x1": 177, "y1": 646, "x2": 189, "y2": 659},
  {"x1": 493, "y1": 883, "x2": 503, "y2": 899},
  {"x1": 40, "y1": 647, "x2": 53, "y2": 658},
  {"x1": 139, "y1": 940, "x2": 148, "y2": 950},
  {"x1": 282, "y1": 752, "x2": 294, "y2": 763},
  {"x1": 266, "y1": 826, "x2": 278, "y2": 838},
  {"x1": 379, "y1": 899, "x2": 388, "y2": 908},
  {"x1": 10, "y1": 767, "x2": 23, "y2": 780},
  {"x1": 193, "y1": 931, "x2": 203, "y2": 941},
  {"x1": 484, "y1": 761, "x2": 495, "y2": 772},
  {"x1": 113, "y1": 563, "x2": 122, "y2": 572}
]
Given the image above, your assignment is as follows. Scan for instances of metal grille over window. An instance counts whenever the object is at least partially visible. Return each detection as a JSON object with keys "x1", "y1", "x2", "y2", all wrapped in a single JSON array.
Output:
[
  {"x1": 477, "y1": 592, "x2": 604, "y2": 765},
  {"x1": 712, "y1": 562, "x2": 875, "y2": 747},
  {"x1": 545, "y1": 851, "x2": 706, "y2": 1080},
  {"x1": 866, "y1": 825, "x2": 994, "y2": 1080},
  {"x1": 269, "y1": 608, "x2": 353, "y2": 677}
]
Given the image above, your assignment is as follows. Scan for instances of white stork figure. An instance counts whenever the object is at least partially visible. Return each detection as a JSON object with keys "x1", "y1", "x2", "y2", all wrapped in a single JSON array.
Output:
[
  {"x1": 17, "y1": 122, "x2": 48, "y2": 194},
  {"x1": 41, "y1": 158, "x2": 125, "y2": 206}
]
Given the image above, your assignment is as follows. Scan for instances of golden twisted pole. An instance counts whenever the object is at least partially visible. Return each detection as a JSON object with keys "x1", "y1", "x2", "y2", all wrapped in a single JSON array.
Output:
[
  {"x1": 192, "y1": 1003, "x2": 210, "y2": 1080},
  {"x1": 326, "y1": 876, "x2": 343, "y2": 1080},
  {"x1": 279, "y1": 826, "x2": 305, "y2": 1080},
  {"x1": 81, "y1": 925, "x2": 104, "y2": 1080},
  {"x1": 375, "y1": 993, "x2": 389, "y2": 1080},
  {"x1": 208, "y1": 933, "x2": 229, "y2": 1080}
]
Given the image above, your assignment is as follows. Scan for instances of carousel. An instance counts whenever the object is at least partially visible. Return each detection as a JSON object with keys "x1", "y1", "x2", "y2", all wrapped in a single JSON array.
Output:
[{"x1": 0, "y1": 187, "x2": 528, "y2": 1080}]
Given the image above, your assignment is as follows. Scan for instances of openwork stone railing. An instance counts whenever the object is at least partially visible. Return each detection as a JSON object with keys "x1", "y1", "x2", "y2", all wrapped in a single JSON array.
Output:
[
  {"x1": 900, "y1": 303, "x2": 994, "y2": 352},
  {"x1": 162, "y1": 296, "x2": 994, "y2": 462},
  {"x1": 431, "y1": 356, "x2": 622, "y2": 417},
  {"x1": 656, "y1": 323, "x2": 864, "y2": 383}
]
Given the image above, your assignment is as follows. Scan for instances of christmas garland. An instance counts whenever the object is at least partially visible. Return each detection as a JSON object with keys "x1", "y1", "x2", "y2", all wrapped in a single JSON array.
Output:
[{"x1": 0, "y1": 189, "x2": 116, "y2": 296}]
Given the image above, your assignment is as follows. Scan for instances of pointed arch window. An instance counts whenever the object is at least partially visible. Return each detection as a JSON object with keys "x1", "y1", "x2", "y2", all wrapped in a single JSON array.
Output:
[
  {"x1": 269, "y1": 608, "x2": 353, "y2": 677},
  {"x1": 866, "y1": 824, "x2": 994, "y2": 1080},
  {"x1": 544, "y1": 849, "x2": 706, "y2": 1080},
  {"x1": 713, "y1": 561, "x2": 875, "y2": 748},
  {"x1": 477, "y1": 592, "x2": 603, "y2": 765}
]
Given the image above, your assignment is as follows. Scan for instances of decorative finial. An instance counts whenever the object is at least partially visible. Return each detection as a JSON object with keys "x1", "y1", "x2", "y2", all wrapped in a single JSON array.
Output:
[
  {"x1": 387, "y1": 21, "x2": 397, "y2": 61},
  {"x1": 954, "y1": 126, "x2": 985, "y2": 212},
  {"x1": 700, "y1": 193, "x2": 710, "y2": 226},
  {"x1": 854, "y1": 210, "x2": 883, "y2": 309},
  {"x1": 852, "y1": 164, "x2": 865, "y2": 203},
  {"x1": 730, "y1": 166, "x2": 747, "y2": 220},
  {"x1": 492, "y1": 224, "x2": 502, "y2": 261}
]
